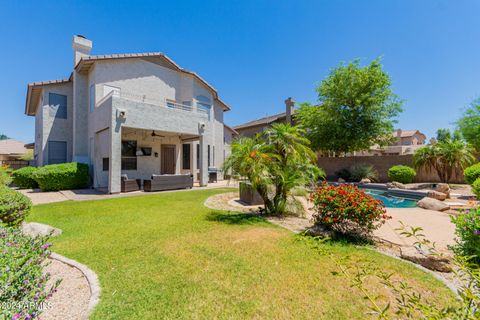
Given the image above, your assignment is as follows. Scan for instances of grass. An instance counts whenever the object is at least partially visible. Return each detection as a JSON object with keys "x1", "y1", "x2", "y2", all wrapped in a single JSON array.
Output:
[{"x1": 29, "y1": 188, "x2": 456, "y2": 319}]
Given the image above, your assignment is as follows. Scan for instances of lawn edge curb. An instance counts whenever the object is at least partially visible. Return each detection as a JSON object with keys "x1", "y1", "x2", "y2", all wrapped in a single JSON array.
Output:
[{"x1": 50, "y1": 252, "x2": 101, "y2": 318}]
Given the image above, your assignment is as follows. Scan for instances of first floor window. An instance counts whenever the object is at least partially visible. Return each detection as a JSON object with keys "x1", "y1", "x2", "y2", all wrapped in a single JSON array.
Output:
[
  {"x1": 121, "y1": 140, "x2": 137, "y2": 170},
  {"x1": 196, "y1": 144, "x2": 200, "y2": 168},
  {"x1": 102, "y1": 158, "x2": 109, "y2": 171},
  {"x1": 207, "y1": 145, "x2": 211, "y2": 167},
  {"x1": 182, "y1": 144, "x2": 191, "y2": 170},
  {"x1": 48, "y1": 141, "x2": 67, "y2": 164}
]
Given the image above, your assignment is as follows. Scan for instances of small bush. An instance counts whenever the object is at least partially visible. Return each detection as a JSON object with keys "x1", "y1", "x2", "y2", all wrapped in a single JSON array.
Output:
[
  {"x1": 350, "y1": 164, "x2": 378, "y2": 182},
  {"x1": 451, "y1": 207, "x2": 480, "y2": 263},
  {"x1": 387, "y1": 165, "x2": 416, "y2": 184},
  {"x1": 0, "y1": 164, "x2": 12, "y2": 186},
  {"x1": 32, "y1": 162, "x2": 90, "y2": 191},
  {"x1": 472, "y1": 178, "x2": 480, "y2": 199},
  {"x1": 464, "y1": 162, "x2": 480, "y2": 185},
  {"x1": 12, "y1": 166, "x2": 39, "y2": 189},
  {"x1": 0, "y1": 187, "x2": 32, "y2": 227},
  {"x1": 311, "y1": 183, "x2": 390, "y2": 237},
  {"x1": 0, "y1": 226, "x2": 60, "y2": 319},
  {"x1": 335, "y1": 168, "x2": 351, "y2": 181}
]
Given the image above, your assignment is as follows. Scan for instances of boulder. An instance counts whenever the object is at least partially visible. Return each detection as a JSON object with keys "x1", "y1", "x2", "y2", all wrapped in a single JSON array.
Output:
[
  {"x1": 337, "y1": 178, "x2": 346, "y2": 183},
  {"x1": 400, "y1": 246, "x2": 452, "y2": 272},
  {"x1": 360, "y1": 178, "x2": 371, "y2": 184},
  {"x1": 387, "y1": 181, "x2": 407, "y2": 189},
  {"x1": 21, "y1": 222, "x2": 62, "y2": 237},
  {"x1": 435, "y1": 183, "x2": 451, "y2": 198},
  {"x1": 417, "y1": 197, "x2": 450, "y2": 212},
  {"x1": 427, "y1": 190, "x2": 447, "y2": 201}
]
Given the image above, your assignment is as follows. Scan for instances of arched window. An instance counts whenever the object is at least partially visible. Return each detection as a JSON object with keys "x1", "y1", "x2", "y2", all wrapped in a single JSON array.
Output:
[{"x1": 196, "y1": 95, "x2": 211, "y2": 119}]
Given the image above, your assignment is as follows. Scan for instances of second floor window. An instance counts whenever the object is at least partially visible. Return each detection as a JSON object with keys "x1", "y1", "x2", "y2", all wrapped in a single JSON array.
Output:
[
  {"x1": 48, "y1": 93, "x2": 67, "y2": 119},
  {"x1": 196, "y1": 95, "x2": 211, "y2": 119}
]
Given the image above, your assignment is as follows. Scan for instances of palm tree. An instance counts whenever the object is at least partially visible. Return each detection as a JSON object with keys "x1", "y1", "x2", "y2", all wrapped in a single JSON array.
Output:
[
  {"x1": 223, "y1": 124, "x2": 324, "y2": 215},
  {"x1": 413, "y1": 140, "x2": 475, "y2": 183}
]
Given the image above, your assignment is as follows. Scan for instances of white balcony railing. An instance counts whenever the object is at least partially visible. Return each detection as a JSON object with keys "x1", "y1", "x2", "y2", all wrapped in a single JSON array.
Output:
[{"x1": 98, "y1": 89, "x2": 209, "y2": 117}]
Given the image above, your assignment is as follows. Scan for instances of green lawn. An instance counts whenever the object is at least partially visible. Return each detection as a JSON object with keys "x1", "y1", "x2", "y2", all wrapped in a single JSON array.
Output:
[{"x1": 29, "y1": 188, "x2": 455, "y2": 319}]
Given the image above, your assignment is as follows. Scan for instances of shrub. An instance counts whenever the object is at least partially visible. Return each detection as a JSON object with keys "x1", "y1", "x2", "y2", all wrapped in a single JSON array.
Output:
[
  {"x1": 464, "y1": 162, "x2": 480, "y2": 185},
  {"x1": 0, "y1": 226, "x2": 60, "y2": 319},
  {"x1": 472, "y1": 178, "x2": 480, "y2": 199},
  {"x1": 334, "y1": 168, "x2": 351, "y2": 181},
  {"x1": 310, "y1": 183, "x2": 390, "y2": 237},
  {"x1": 0, "y1": 164, "x2": 12, "y2": 186},
  {"x1": 12, "y1": 166, "x2": 39, "y2": 189},
  {"x1": 451, "y1": 207, "x2": 480, "y2": 263},
  {"x1": 0, "y1": 187, "x2": 32, "y2": 227},
  {"x1": 32, "y1": 162, "x2": 90, "y2": 191},
  {"x1": 350, "y1": 163, "x2": 378, "y2": 182},
  {"x1": 387, "y1": 165, "x2": 416, "y2": 184}
]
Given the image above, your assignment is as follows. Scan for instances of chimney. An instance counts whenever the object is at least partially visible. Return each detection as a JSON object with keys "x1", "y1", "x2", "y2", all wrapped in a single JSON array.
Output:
[
  {"x1": 396, "y1": 128, "x2": 402, "y2": 137},
  {"x1": 72, "y1": 35, "x2": 92, "y2": 66},
  {"x1": 285, "y1": 97, "x2": 295, "y2": 125}
]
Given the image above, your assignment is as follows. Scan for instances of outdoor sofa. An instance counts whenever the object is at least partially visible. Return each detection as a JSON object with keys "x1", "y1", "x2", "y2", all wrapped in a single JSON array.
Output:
[
  {"x1": 121, "y1": 175, "x2": 141, "y2": 193},
  {"x1": 143, "y1": 174, "x2": 194, "y2": 192}
]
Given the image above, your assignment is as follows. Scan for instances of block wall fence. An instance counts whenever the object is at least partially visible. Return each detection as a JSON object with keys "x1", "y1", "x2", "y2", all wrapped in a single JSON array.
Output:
[{"x1": 317, "y1": 155, "x2": 465, "y2": 183}]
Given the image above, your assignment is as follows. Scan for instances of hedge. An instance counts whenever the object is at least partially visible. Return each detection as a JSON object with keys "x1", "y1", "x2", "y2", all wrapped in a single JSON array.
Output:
[
  {"x1": 12, "y1": 166, "x2": 39, "y2": 189},
  {"x1": 0, "y1": 187, "x2": 32, "y2": 227},
  {"x1": 472, "y1": 178, "x2": 480, "y2": 199},
  {"x1": 32, "y1": 162, "x2": 90, "y2": 191},
  {"x1": 464, "y1": 163, "x2": 480, "y2": 185},
  {"x1": 388, "y1": 165, "x2": 417, "y2": 184}
]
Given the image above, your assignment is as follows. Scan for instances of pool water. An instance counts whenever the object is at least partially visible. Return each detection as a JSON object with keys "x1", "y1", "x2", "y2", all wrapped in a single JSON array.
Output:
[{"x1": 363, "y1": 188, "x2": 417, "y2": 208}]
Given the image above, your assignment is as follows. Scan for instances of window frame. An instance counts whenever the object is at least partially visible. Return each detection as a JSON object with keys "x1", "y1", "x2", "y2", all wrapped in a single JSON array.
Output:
[
  {"x1": 47, "y1": 141, "x2": 67, "y2": 164},
  {"x1": 48, "y1": 93, "x2": 67, "y2": 119},
  {"x1": 121, "y1": 140, "x2": 137, "y2": 170},
  {"x1": 182, "y1": 144, "x2": 191, "y2": 170}
]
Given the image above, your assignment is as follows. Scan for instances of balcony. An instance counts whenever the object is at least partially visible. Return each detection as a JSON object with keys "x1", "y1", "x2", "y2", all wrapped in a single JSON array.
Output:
[{"x1": 96, "y1": 90, "x2": 209, "y2": 117}]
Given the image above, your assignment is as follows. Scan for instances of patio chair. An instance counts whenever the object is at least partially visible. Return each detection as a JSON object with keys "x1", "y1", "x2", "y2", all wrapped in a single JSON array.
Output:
[{"x1": 121, "y1": 175, "x2": 141, "y2": 193}]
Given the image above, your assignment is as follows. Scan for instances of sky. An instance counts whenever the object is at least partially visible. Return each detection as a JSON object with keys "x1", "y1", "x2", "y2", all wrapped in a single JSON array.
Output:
[{"x1": 0, "y1": 0, "x2": 479, "y2": 143}]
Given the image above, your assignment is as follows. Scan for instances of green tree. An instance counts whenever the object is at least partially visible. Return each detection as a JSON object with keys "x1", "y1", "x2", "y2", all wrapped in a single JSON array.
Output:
[
  {"x1": 295, "y1": 58, "x2": 403, "y2": 154},
  {"x1": 223, "y1": 124, "x2": 324, "y2": 215},
  {"x1": 413, "y1": 140, "x2": 476, "y2": 183},
  {"x1": 457, "y1": 98, "x2": 480, "y2": 151},
  {"x1": 436, "y1": 128, "x2": 462, "y2": 143},
  {"x1": 0, "y1": 134, "x2": 9, "y2": 140}
]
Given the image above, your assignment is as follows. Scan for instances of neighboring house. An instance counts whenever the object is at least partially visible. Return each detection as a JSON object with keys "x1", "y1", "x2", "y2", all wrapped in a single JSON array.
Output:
[
  {"x1": 223, "y1": 124, "x2": 238, "y2": 161},
  {"x1": 0, "y1": 139, "x2": 29, "y2": 161},
  {"x1": 234, "y1": 98, "x2": 295, "y2": 137},
  {"x1": 25, "y1": 35, "x2": 230, "y2": 193},
  {"x1": 353, "y1": 129, "x2": 427, "y2": 156}
]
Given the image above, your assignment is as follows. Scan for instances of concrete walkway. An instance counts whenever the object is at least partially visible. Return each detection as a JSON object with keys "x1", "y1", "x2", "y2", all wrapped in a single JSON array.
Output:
[
  {"x1": 375, "y1": 208, "x2": 456, "y2": 253},
  {"x1": 19, "y1": 180, "x2": 238, "y2": 205}
]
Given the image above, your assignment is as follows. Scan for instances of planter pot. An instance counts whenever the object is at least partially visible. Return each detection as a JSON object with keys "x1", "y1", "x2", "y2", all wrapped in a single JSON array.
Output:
[{"x1": 239, "y1": 182, "x2": 264, "y2": 205}]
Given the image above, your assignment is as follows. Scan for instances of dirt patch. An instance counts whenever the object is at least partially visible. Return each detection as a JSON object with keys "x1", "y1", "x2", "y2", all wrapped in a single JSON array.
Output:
[{"x1": 39, "y1": 259, "x2": 90, "y2": 320}]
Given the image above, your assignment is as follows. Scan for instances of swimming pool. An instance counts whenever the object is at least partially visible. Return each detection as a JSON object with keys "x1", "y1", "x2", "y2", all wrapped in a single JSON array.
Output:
[{"x1": 363, "y1": 188, "x2": 418, "y2": 208}]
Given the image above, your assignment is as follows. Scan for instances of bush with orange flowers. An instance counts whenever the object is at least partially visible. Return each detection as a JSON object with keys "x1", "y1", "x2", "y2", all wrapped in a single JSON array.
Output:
[{"x1": 310, "y1": 183, "x2": 391, "y2": 237}]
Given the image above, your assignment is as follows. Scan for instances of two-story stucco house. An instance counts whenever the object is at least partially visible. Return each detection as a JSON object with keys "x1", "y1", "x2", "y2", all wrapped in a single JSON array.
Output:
[{"x1": 25, "y1": 35, "x2": 230, "y2": 193}]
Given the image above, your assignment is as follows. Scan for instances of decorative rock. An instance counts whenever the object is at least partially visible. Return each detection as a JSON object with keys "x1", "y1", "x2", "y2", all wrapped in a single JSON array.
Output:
[
  {"x1": 360, "y1": 178, "x2": 371, "y2": 184},
  {"x1": 400, "y1": 247, "x2": 452, "y2": 273},
  {"x1": 387, "y1": 181, "x2": 406, "y2": 189},
  {"x1": 338, "y1": 178, "x2": 346, "y2": 183},
  {"x1": 427, "y1": 190, "x2": 447, "y2": 201},
  {"x1": 21, "y1": 222, "x2": 62, "y2": 237},
  {"x1": 435, "y1": 183, "x2": 451, "y2": 198},
  {"x1": 417, "y1": 197, "x2": 450, "y2": 212}
]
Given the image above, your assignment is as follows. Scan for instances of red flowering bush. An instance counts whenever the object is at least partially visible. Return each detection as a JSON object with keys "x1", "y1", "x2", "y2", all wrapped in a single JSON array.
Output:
[{"x1": 310, "y1": 183, "x2": 391, "y2": 236}]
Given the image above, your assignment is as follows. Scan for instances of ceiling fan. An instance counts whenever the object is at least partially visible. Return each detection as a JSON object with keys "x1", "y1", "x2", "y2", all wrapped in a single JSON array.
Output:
[{"x1": 151, "y1": 130, "x2": 164, "y2": 138}]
